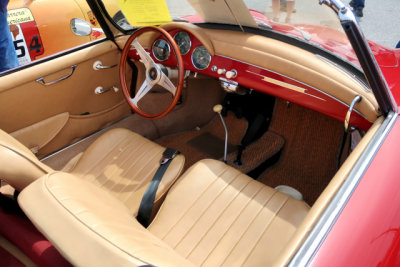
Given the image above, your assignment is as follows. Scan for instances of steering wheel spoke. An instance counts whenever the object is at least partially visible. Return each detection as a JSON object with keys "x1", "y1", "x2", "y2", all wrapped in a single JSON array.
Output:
[
  {"x1": 132, "y1": 38, "x2": 154, "y2": 69},
  {"x1": 132, "y1": 79, "x2": 153, "y2": 106},
  {"x1": 159, "y1": 72, "x2": 177, "y2": 95}
]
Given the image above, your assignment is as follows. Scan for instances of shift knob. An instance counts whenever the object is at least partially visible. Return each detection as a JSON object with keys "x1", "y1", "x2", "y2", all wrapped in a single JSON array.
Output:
[{"x1": 213, "y1": 104, "x2": 223, "y2": 113}]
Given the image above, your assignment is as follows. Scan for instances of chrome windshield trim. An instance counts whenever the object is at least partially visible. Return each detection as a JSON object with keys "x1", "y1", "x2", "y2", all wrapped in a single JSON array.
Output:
[
  {"x1": 289, "y1": 111, "x2": 398, "y2": 267},
  {"x1": 320, "y1": 0, "x2": 397, "y2": 114}
]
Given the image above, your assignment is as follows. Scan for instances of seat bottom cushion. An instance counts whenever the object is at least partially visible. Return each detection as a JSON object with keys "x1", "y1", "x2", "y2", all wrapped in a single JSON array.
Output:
[
  {"x1": 149, "y1": 159, "x2": 310, "y2": 266},
  {"x1": 70, "y1": 128, "x2": 185, "y2": 215}
]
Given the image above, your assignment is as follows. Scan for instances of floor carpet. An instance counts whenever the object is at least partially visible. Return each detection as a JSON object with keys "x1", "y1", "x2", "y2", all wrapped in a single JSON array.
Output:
[{"x1": 257, "y1": 99, "x2": 344, "y2": 205}]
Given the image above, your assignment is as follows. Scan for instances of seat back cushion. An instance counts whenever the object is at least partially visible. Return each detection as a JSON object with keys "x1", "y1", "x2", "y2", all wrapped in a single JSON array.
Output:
[
  {"x1": 149, "y1": 159, "x2": 310, "y2": 266},
  {"x1": 0, "y1": 129, "x2": 52, "y2": 191},
  {"x1": 18, "y1": 172, "x2": 194, "y2": 267}
]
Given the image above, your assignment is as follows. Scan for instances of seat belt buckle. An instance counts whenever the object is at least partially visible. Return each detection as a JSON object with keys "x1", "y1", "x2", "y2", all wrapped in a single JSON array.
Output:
[{"x1": 160, "y1": 148, "x2": 180, "y2": 165}]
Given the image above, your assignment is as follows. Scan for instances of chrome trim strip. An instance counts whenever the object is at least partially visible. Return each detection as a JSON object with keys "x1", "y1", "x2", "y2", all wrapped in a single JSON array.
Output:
[
  {"x1": 216, "y1": 54, "x2": 370, "y2": 121},
  {"x1": 289, "y1": 111, "x2": 398, "y2": 267},
  {"x1": 246, "y1": 70, "x2": 327, "y2": 102}
]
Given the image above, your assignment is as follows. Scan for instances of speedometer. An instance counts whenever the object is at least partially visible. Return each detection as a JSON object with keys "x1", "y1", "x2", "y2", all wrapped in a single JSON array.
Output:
[
  {"x1": 174, "y1": 31, "x2": 191, "y2": 55},
  {"x1": 191, "y1": 46, "x2": 211, "y2": 70},
  {"x1": 152, "y1": 39, "x2": 170, "y2": 61}
]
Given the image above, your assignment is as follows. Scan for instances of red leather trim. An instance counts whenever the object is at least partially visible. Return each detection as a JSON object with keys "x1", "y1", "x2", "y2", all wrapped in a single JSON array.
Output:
[{"x1": 0, "y1": 207, "x2": 71, "y2": 267}]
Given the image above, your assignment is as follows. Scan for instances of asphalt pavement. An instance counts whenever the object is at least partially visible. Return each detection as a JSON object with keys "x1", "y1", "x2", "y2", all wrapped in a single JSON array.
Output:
[{"x1": 356, "y1": 0, "x2": 400, "y2": 48}]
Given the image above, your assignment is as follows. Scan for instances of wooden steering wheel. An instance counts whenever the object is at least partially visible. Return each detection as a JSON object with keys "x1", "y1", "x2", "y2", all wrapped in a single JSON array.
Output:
[{"x1": 119, "y1": 26, "x2": 184, "y2": 119}]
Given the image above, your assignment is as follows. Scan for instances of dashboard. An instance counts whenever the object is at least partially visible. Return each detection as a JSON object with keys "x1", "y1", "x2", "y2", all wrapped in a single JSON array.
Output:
[{"x1": 126, "y1": 23, "x2": 379, "y2": 131}]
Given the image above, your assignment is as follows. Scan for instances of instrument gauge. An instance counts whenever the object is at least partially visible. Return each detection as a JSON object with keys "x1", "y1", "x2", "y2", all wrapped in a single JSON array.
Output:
[
  {"x1": 174, "y1": 31, "x2": 191, "y2": 55},
  {"x1": 191, "y1": 46, "x2": 211, "y2": 70},
  {"x1": 152, "y1": 39, "x2": 170, "y2": 61}
]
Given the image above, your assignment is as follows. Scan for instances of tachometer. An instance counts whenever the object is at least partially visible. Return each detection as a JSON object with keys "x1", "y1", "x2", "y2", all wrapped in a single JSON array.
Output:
[
  {"x1": 174, "y1": 31, "x2": 191, "y2": 55},
  {"x1": 191, "y1": 46, "x2": 211, "y2": 70},
  {"x1": 152, "y1": 39, "x2": 170, "y2": 61}
]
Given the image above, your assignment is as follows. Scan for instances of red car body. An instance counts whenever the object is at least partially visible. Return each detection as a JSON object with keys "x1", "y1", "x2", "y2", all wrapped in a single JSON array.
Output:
[{"x1": 1, "y1": 2, "x2": 400, "y2": 266}]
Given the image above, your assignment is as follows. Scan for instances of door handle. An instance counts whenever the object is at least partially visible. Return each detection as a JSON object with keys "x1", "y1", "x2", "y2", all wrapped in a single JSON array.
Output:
[
  {"x1": 93, "y1": 60, "x2": 117, "y2": 70},
  {"x1": 36, "y1": 65, "x2": 77, "y2": 86}
]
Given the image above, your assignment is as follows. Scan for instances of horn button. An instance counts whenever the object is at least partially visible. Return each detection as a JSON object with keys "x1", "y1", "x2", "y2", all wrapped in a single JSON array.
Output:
[{"x1": 148, "y1": 67, "x2": 158, "y2": 81}]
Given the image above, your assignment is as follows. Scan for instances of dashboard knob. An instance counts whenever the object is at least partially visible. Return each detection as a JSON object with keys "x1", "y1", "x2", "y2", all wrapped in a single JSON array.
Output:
[
  {"x1": 226, "y1": 69, "x2": 237, "y2": 79},
  {"x1": 217, "y1": 68, "x2": 226, "y2": 75}
]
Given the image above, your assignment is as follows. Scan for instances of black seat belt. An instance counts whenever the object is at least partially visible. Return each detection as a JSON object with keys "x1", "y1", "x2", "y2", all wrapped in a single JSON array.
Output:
[{"x1": 137, "y1": 148, "x2": 180, "y2": 227}]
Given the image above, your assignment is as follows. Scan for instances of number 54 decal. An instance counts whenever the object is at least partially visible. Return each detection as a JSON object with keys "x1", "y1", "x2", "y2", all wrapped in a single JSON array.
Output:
[{"x1": 8, "y1": 8, "x2": 44, "y2": 65}]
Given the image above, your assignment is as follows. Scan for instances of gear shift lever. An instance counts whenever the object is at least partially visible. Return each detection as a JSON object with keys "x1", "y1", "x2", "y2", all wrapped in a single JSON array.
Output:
[{"x1": 213, "y1": 104, "x2": 228, "y2": 163}]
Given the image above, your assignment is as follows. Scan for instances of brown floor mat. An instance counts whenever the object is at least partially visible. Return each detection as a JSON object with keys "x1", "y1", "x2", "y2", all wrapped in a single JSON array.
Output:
[
  {"x1": 157, "y1": 112, "x2": 286, "y2": 174},
  {"x1": 157, "y1": 112, "x2": 248, "y2": 171},
  {"x1": 187, "y1": 132, "x2": 237, "y2": 159},
  {"x1": 226, "y1": 131, "x2": 284, "y2": 173},
  {"x1": 257, "y1": 99, "x2": 344, "y2": 205}
]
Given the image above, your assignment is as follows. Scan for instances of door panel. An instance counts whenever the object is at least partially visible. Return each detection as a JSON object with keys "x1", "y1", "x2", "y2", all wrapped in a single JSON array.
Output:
[
  {"x1": 0, "y1": 41, "x2": 131, "y2": 158},
  {"x1": 10, "y1": 112, "x2": 69, "y2": 155}
]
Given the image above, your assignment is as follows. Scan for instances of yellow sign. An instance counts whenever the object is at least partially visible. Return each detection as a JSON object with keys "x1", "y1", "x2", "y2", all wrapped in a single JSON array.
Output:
[
  {"x1": 116, "y1": 0, "x2": 172, "y2": 26},
  {"x1": 7, "y1": 8, "x2": 34, "y2": 25}
]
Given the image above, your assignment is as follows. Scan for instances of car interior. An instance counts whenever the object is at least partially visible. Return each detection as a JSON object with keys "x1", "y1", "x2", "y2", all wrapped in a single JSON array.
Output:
[{"x1": 0, "y1": 6, "x2": 384, "y2": 267}]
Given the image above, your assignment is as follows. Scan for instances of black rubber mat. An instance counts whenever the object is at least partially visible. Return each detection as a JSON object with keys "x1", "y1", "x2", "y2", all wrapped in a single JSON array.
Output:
[{"x1": 187, "y1": 132, "x2": 236, "y2": 159}]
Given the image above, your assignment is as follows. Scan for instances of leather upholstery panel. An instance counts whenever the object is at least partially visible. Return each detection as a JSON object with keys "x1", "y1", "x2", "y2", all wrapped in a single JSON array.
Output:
[
  {"x1": 18, "y1": 172, "x2": 194, "y2": 267},
  {"x1": 70, "y1": 128, "x2": 185, "y2": 214},
  {"x1": 10, "y1": 112, "x2": 69, "y2": 154},
  {"x1": 0, "y1": 129, "x2": 52, "y2": 191},
  {"x1": 149, "y1": 159, "x2": 309, "y2": 266},
  {"x1": 38, "y1": 101, "x2": 130, "y2": 158}
]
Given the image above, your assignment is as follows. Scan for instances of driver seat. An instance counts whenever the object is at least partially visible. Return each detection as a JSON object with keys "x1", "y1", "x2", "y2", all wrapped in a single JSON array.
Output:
[{"x1": 0, "y1": 128, "x2": 185, "y2": 214}]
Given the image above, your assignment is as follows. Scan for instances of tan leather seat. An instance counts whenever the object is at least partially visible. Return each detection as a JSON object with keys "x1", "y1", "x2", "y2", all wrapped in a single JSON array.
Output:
[
  {"x1": 19, "y1": 159, "x2": 309, "y2": 267},
  {"x1": 0, "y1": 128, "x2": 184, "y2": 213}
]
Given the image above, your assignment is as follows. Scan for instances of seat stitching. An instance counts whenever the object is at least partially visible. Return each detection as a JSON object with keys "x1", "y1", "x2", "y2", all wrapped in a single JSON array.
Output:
[
  {"x1": 241, "y1": 195, "x2": 290, "y2": 266},
  {"x1": 157, "y1": 166, "x2": 230, "y2": 240},
  {"x1": 119, "y1": 148, "x2": 161, "y2": 202},
  {"x1": 120, "y1": 145, "x2": 160, "y2": 191},
  {"x1": 218, "y1": 189, "x2": 280, "y2": 266},
  {"x1": 76, "y1": 134, "x2": 131, "y2": 178},
  {"x1": 95, "y1": 137, "x2": 148, "y2": 187},
  {"x1": 99, "y1": 139, "x2": 149, "y2": 188},
  {"x1": 188, "y1": 180, "x2": 263, "y2": 262},
  {"x1": 98, "y1": 139, "x2": 151, "y2": 189},
  {"x1": 78, "y1": 134, "x2": 131, "y2": 178},
  {"x1": 172, "y1": 170, "x2": 243, "y2": 250}
]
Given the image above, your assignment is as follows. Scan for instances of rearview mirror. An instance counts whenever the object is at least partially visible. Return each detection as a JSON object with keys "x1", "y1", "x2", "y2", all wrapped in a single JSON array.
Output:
[{"x1": 70, "y1": 18, "x2": 92, "y2": 36}]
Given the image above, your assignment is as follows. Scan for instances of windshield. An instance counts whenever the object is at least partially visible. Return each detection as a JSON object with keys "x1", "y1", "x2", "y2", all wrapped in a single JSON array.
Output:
[{"x1": 105, "y1": 0, "x2": 360, "y2": 68}]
